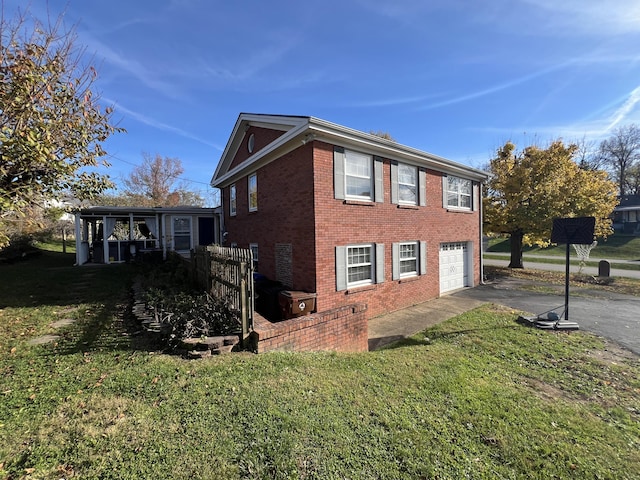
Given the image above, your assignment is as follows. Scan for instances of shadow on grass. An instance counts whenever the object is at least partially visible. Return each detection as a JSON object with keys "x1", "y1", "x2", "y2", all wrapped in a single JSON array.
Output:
[
  {"x1": 376, "y1": 324, "x2": 522, "y2": 350},
  {"x1": 2, "y1": 248, "x2": 166, "y2": 355}
]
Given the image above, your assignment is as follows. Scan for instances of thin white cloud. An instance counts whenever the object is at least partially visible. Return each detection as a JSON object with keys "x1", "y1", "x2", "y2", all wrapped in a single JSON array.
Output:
[
  {"x1": 197, "y1": 38, "x2": 297, "y2": 85},
  {"x1": 82, "y1": 36, "x2": 183, "y2": 100},
  {"x1": 605, "y1": 85, "x2": 640, "y2": 131},
  {"x1": 107, "y1": 99, "x2": 223, "y2": 150},
  {"x1": 471, "y1": 84, "x2": 640, "y2": 143},
  {"x1": 348, "y1": 93, "x2": 445, "y2": 108},
  {"x1": 417, "y1": 61, "x2": 571, "y2": 111},
  {"x1": 520, "y1": 0, "x2": 640, "y2": 35}
]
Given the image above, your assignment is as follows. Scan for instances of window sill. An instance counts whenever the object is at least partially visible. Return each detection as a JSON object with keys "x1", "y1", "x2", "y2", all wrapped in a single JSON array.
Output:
[
  {"x1": 346, "y1": 284, "x2": 376, "y2": 294},
  {"x1": 446, "y1": 207, "x2": 473, "y2": 214},
  {"x1": 397, "y1": 204, "x2": 419, "y2": 210},
  {"x1": 398, "y1": 275, "x2": 420, "y2": 283},
  {"x1": 343, "y1": 200, "x2": 375, "y2": 206}
]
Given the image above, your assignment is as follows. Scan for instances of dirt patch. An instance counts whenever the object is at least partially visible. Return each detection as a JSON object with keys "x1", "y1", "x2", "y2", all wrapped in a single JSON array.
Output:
[
  {"x1": 525, "y1": 378, "x2": 579, "y2": 403},
  {"x1": 586, "y1": 341, "x2": 639, "y2": 364}
]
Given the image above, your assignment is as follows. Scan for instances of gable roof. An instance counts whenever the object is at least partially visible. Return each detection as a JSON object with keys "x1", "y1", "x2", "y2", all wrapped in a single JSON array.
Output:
[{"x1": 211, "y1": 113, "x2": 488, "y2": 188}]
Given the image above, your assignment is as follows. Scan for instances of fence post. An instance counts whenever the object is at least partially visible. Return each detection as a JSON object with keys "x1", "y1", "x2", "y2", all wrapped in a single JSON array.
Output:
[{"x1": 240, "y1": 261, "x2": 249, "y2": 342}]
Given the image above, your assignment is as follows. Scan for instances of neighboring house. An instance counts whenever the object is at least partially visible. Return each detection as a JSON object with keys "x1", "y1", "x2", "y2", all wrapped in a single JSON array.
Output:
[
  {"x1": 211, "y1": 113, "x2": 489, "y2": 319},
  {"x1": 612, "y1": 195, "x2": 640, "y2": 234},
  {"x1": 74, "y1": 206, "x2": 221, "y2": 265}
]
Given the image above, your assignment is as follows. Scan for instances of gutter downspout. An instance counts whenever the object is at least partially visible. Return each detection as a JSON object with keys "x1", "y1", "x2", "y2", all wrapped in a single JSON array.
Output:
[
  {"x1": 479, "y1": 182, "x2": 486, "y2": 285},
  {"x1": 220, "y1": 189, "x2": 226, "y2": 245}
]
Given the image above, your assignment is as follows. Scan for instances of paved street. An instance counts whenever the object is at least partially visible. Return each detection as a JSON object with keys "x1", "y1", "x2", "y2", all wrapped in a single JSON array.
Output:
[
  {"x1": 483, "y1": 254, "x2": 640, "y2": 279},
  {"x1": 454, "y1": 277, "x2": 640, "y2": 355}
]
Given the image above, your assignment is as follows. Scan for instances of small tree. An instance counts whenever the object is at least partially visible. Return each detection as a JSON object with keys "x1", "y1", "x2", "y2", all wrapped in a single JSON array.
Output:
[
  {"x1": 0, "y1": 7, "x2": 123, "y2": 247},
  {"x1": 121, "y1": 153, "x2": 204, "y2": 207},
  {"x1": 484, "y1": 140, "x2": 618, "y2": 268}
]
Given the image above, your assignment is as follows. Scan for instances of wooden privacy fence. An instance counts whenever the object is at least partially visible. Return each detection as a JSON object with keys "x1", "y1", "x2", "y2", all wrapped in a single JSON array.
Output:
[{"x1": 191, "y1": 245, "x2": 254, "y2": 339}]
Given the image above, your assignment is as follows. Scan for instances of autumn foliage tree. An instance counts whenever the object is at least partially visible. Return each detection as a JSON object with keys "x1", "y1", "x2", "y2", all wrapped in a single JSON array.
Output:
[
  {"x1": 484, "y1": 140, "x2": 618, "y2": 268},
  {"x1": 0, "y1": 8, "x2": 123, "y2": 247},
  {"x1": 120, "y1": 153, "x2": 204, "y2": 207}
]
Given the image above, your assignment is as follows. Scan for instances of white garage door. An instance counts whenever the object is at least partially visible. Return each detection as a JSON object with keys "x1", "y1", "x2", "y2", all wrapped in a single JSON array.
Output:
[{"x1": 439, "y1": 242, "x2": 469, "y2": 293}]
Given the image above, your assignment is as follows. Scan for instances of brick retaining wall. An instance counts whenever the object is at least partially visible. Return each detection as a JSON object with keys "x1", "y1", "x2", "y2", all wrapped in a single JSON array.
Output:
[{"x1": 250, "y1": 303, "x2": 368, "y2": 353}]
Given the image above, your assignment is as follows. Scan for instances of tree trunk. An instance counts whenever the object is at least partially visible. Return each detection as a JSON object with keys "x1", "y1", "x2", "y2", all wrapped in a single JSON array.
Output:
[{"x1": 509, "y1": 230, "x2": 524, "y2": 268}]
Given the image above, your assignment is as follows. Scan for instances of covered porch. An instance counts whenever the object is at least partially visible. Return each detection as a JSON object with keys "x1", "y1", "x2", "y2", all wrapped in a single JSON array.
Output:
[{"x1": 74, "y1": 206, "x2": 221, "y2": 265}]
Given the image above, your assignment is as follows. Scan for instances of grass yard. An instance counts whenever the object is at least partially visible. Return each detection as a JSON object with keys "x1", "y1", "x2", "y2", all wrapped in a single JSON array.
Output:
[{"x1": 1, "y1": 245, "x2": 639, "y2": 479}]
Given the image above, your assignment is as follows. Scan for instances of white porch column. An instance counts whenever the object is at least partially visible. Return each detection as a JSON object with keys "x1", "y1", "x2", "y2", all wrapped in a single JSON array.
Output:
[
  {"x1": 103, "y1": 215, "x2": 109, "y2": 264},
  {"x1": 129, "y1": 213, "x2": 135, "y2": 240},
  {"x1": 74, "y1": 213, "x2": 82, "y2": 266}
]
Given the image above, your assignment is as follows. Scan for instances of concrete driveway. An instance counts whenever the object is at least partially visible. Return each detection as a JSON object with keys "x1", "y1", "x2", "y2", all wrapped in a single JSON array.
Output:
[{"x1": 454, "y1": 277, "x2": 640, "y2": 355}]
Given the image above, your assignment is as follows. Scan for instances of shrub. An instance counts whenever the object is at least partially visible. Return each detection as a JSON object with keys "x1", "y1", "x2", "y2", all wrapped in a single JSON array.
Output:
[{"x1": 139, "y1": 259, "x2": 240, "y2": 349}]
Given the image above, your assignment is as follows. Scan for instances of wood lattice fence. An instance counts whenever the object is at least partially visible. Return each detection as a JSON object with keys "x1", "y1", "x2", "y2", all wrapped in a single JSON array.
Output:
[{"x1": 191, "y1": 245, "x2": 254, "y2": 339}]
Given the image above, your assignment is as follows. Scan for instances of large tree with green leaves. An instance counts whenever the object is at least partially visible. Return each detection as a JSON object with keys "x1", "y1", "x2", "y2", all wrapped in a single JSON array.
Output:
[
  {"x1": 484, "y1": 140, "x2": 618, "y2": 268},
  {"x1": 0, "y1": 7, "x2": 123, "y2": 246}
]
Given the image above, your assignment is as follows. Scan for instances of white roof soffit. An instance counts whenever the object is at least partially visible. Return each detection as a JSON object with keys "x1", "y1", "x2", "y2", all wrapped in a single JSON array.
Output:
[
  {"x1": 307, "y1": 117, "x2": 488, "y2": 181},
  {"x1": 211, "y1": 114, "x2": 488, "y2": 187}
]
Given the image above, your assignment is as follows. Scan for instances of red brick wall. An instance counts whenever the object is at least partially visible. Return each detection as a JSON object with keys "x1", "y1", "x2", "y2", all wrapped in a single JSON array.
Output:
[
  {"x1": 229, "y1": 126, "x2": 286, "y2": 170},
  {"x1": 223, "y1": 142, "x2": 317, "y2": 293},
  {"x1": 251, "y1": 304, "x2": 368, "y2": 353},
  {"x1": 222, "y1": 133, "x2": 482, "y2": 321},
  {"x1": 312, "y1": 141, "x2": 482, "y2": 318}
]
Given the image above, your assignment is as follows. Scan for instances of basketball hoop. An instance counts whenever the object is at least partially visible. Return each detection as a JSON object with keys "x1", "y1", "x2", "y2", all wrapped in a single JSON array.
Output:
[{"x1": 572, "y1": 241, "x2": 597, "y2": 274}]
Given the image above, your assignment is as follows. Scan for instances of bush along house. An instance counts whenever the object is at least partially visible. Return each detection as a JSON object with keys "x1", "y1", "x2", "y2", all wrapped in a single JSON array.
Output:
[{"x1": 211, "y1": 113, "x2": 488, "y2": 343}]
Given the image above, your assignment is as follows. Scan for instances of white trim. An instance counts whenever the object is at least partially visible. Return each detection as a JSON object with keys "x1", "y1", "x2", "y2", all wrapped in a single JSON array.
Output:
[
  {"x1": 397, "y1": 164, "x2": 418, "y2": 206},
  {"x1": 346, "y1": 243, "x2": 375, "y2": 288},
  {"x1": 344, "y1": 150, "x2": 374, "y2": 201},
  {"x1": 444, "y1": 175, "x2": 473, "y2": 210},
  {"x1": 211, "y1": 114, "x2": 488, "y2": 188},
  {"x1": 398, "y1": 241, "x2": 418, "y2": 278}
]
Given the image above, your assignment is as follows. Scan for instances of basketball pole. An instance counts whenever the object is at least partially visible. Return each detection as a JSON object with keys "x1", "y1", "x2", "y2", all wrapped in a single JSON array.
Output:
[{"x1": 564, "y1": 242, "x2": 570, "y2": 321}]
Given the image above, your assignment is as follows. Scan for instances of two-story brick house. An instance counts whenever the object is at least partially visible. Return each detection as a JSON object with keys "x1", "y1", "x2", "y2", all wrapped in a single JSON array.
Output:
[{"x1": 211, "y1": 113, "x2": 488, "y2": 319}]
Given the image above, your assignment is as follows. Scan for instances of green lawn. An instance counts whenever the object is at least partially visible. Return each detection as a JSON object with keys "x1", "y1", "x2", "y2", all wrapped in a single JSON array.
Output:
[
  {"x1": 1, "y1": 245, "x2": 639, "y2": 479},
  {"x1": 487, "y1": 233, "x2": 640, "y2": 260}
]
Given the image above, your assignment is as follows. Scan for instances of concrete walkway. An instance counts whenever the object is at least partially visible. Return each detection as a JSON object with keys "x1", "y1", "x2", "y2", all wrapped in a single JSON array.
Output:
[{"x1": 368, "y1": 295, "x2": 485, "y2": 350}]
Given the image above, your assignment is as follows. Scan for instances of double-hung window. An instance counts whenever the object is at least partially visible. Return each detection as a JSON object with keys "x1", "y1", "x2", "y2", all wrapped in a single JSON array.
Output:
[
  {"x1": 336, "y1": 243, "x2": 385, "y2": 291},
  {"x1": 229, "y1": 184, "x2": 237, "y2": 216},
  {"x1": 392, "y1": 241, "x2": 427, "y2": 280},
  {"x1": 399, "y1": 242, "x2": 418, "y2": 277},
  {"x1": 347, "y1": 245, "x2": 373, "y2": 286},
  {"x1": 248, "y1": 173, "x2": 258, "y2": 212},
  {"x1": 334, "y1": 147, "x2": 384, "y2": 202},
  {"x1": 398, "y1": 164, "x2": 417, "y2": 204},
  {"x1": 445, "y1": 175, "x2": 472, "y2": 209},
  {"x1": 391, "y1": 162, "x2": 426, "y2": 206},
  {"x1": 345, "y1": 150, "x2": 373, "y2": 200}
]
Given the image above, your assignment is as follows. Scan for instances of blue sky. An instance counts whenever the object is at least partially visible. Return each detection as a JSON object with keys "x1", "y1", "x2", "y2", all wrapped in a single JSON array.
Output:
[{"x1": 10, "y1": 0, "x2": 640, "y2": 205}]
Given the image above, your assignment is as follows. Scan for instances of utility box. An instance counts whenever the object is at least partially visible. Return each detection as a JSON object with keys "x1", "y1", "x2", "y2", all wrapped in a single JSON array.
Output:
[{"x1": 278, "y1": 291, "x2": 317, "y2": 319}]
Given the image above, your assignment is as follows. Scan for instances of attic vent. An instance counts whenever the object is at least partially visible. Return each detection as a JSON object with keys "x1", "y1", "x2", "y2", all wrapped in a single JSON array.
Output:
[{"x1": 248, "y1": 133, "x2": 255, "y2": 153}]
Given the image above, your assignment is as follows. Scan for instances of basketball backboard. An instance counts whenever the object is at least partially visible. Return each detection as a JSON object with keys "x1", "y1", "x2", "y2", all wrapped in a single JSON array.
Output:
[{"x1": 551, "y1": 217, "x2": 595, "y2": 245}]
